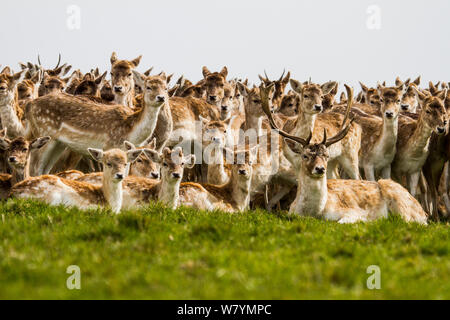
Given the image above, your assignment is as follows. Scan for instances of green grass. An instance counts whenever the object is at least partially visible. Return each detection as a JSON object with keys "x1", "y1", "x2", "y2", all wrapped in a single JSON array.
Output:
[{"x1": 0, "y1": 199, "x2": 448, "y2": 299}]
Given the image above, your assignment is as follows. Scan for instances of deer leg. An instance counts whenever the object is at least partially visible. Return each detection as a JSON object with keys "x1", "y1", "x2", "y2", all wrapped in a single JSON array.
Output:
[
  {"x1": 37, "y1": 140, "x2": 66, "y2": 175},
  {"x1": 338, "y1": 156, "x2": 360, "y2": 180},
  {"x1": 407, "y1": 172, "x2": 420, "y2": 198},
  {"x1": 327, "y1": 160, "x2": 338, "y2": 179},
  {"x1": 268, "y1": 184, "x2": 293, "y2": 210},
  {"x1": 380, "y1": 165, "x2": 391, "y2": 179},
  {"x1": 363, "y1": 164, "x2": 375, "y2": 181},
  {"x1": 443, "y1": 162, "x2": 450, "y2": 216}
]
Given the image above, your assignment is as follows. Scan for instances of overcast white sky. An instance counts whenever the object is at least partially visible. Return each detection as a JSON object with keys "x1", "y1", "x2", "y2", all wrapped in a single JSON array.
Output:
[{"x1": 1, "y1": 0, "x2": 449, "y2": 89}]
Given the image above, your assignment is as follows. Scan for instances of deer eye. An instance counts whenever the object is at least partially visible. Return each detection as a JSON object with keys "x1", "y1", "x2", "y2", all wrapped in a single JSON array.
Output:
[
  {"x1": 128, "y1": 73, "x2": 132, "y2": 77},
  {"x1": 107, "y1": 163, "x2": 112, "y2": 168},
  {"x1": 163, "y1": 162, "x2": 168, "y2": 167},
  {"x1": 22, "y1": 148, "x2": 28, "y2": 152},
  {"x1": 146, "y1": 86, "x2": 151, "y2": 90},
  {"x1": 289, "y1": 103, "x2": 294, "y2": 107},
  {"x1": 397, "y1": 99, "x2": 401, "y2": 103},
  {"x1": 426, "y1": 110, "x2": 431, "y2": 114},
  {"x1": 302, "y1": 155, "x2": 308, "y2": 160},
  {"x1": 137, "y1": 159, "x2": 142, "y2": 163}
]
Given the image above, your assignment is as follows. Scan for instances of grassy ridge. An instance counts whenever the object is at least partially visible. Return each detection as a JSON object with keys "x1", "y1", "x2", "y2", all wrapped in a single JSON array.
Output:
[{"x1": 0, "y1": 199, "x2": 448, "y2": 299}]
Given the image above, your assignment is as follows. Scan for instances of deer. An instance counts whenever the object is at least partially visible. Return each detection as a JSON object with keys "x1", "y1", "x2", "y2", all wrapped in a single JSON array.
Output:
[
  {"x1": 73, "y1": 71, "x2": 107, "y2": 98},
  {"x1": 110, "y1": 52, "x2": 142, "y2": 108},
  {"x1": 17, "y1": 71, "x2": 42, "y2": 104},
  {"x1": 277, "y1": 90, "x2": 299, "y2": 116},
  {"x1": 11, "y1": 144, "x2": 143, "y2": 213},
  {"x1": 348, "y1": 84, "x2": 406, "y2": 181},
  {"x1": 395, "y1": 76, "x2": 421, "y2": 113},
  {"x1": 179, "y1": 147, "x2": 255, "y2": 212},
  {"x1": 392, "y1": 87, "x2": 448, "y2": 197},
  {"x1": 0, "y1": 67, "x2": 26, "y2": 138},
  {"x1": 258, "y1": 70, "x2": 291, "y2": 109},
  {"x1": 202, "y1": 66, "x2": 229, "y2": 108},
  {"x1": 24, "y1": 73, "x2": 169, "y2": 175},
  {"x1": 0, "y1": 135, "x2": 50, "y2": 199},
  {"x1": 281, "y1": 79, "x2": 361, "y2": 180},
  {"x1": 62, "y1": 139, "x2": 162, "y2": 185},
  {"x1": 262, "y1": 97, "x2": 428, "y2": 224},
  {"x1": 116, "y1": 147, "x2": 195, "y2": 210}
]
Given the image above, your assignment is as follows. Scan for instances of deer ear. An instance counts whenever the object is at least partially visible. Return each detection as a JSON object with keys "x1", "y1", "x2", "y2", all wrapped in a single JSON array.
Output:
[
  {"x1": 95, "y1": 71, "x2": 107, "y2": 85},
  {"x1": 359, "y1": 81, "x2": 368, "y2": 92},
  {"x1": 0, "y1": 137, "x2": 11, "y2": 151},
  {"x1": 413, "y1": 86, "x2": 428, "y2": 103},
  {"x1": 220, "y1": 66, "x2": 228, "y2": 78},
  {"x1": 145, "y1": 138, "x2": 157, "y2": 150},
  {"x1": 30, "y1": 70, "x2": 42, "y2": 84},
  {"x1": 110, "y1": 52, "x2": 118, "y2": 65},
  {"x1": 236, "y1": 82, "x2": 248, "y2": 97},
  {"x1": 88, "y1": 148, "x2": 104, "y2": 162},
  {"x1": 127, "y1": 149, "x2": 143, "y2": 163},
  {"x1": 143, "y1": 148, "x2": 161, "y2": 163},
  {"x1": 395, "y1": 76, "x2": 402, "y2": 86},
  {"x1": 282, "y1": 71, "x2": 291, "y2": 85},
  {"x1": 321, "y1": 81, "x2": 337, "y2": 96},
  {"x1": 184, "y1": 154, "x2": 196, "y2": 169},
  {"x1": 290, "y1": 79, "x2": 302, "y2": 94},
  {"x1": 131, "y1": 55, "x2": 142, "y2": 68},
  {"x1": 132, "y1": 70, "x2": 145, "y2": 89},
  {"x1": 30, "y1": 136, "x2": 51, "y2": 150},
  {"x1": 123, "y1": 140, "x2": 136, "y2": 151},
  {"x1": 12, "y1": 70, "x2": 26, "y2": 84},
  {"x1": 202, "y1": 66, "x2": 211, "y2": 78},
  {"x1": 198, "y1": 115, "x2": 209, "y2": 124},
  {"x1": 1, "y1": 66, "x2": 11, "y2": 75},
  {"x1": 437, "y1": 89, "x2": 448, "y2": 101},
  {"x1": 413, "y1": 76, "x2": 421, "y2": 86}
]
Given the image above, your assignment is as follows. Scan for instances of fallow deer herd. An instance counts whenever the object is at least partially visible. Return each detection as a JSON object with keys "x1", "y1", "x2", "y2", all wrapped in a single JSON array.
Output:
[{"x1": 1, "y1": 52, "x2": 449, "y2": 224}]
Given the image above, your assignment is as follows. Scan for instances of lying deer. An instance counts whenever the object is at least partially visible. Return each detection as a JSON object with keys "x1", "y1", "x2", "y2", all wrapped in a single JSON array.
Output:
[
  {"x1": 0, "y1": 135, "x2": 50, "y2": 199},
  {"x1": 261, "y1": 91, "x2": 428, "y2": 224},
  {"x1": 11, "y1": 144, "x2": 143, "y2": 213}
]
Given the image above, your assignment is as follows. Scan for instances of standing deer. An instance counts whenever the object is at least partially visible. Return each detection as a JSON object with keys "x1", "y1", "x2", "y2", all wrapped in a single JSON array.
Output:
[
  {"x1": 24, "y1": 73, "x2": 169, "y2": 175},
  {"x1": 392, "y1": 88, "x2": 448, "y2": 197},
  {"x1": 0, "y1": 67, "x2": 26, "y2": 138}
]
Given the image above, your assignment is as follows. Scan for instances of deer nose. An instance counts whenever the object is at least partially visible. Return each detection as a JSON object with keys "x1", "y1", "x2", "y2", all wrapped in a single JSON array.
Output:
[
  {"x1": 114, "y1": 86, "x2": 123, "y2": 93},
  {"x1": 157, "y1": 95, "x2": 165, "y2": 102},
  {"x1": 401, "y1": 104, "x2": 409, "y2": 110},
  {"x1": 209, "y1": 95, "x2": 217, "y2": 102},
  {"x1": 115, "y1": 173, "x2": 124, "y2": 180},
  {"x1": 315, "y1": 166, "x2": 325, "y2": 175},
  {"x1": 172, "y1": 172, "x2": 181, "y2": 179},
  {"x1": 8, "y1": 156, "x2": 16, "y2": 163},
  {"x1": 0, "y1": 86, "x2": 7, "y2": 91},
  {"x1": 437, "y1": 127, "x2": 446, "y2": 134},
  {"x1": 151, "y1": 172, "x2": 160, "y2": 179},
  {"x1": 385, "y1": 111, "x2": 394, "y2": 119},
  {"x1": 238, "y1": 169, "x2": 247, "y2": 175},
  {"x1": 314, "y1": 104, "x2": 323, "y2": 112},
  {"x1": 221, "y1": 105, "x2": 228, "y2": 111}
]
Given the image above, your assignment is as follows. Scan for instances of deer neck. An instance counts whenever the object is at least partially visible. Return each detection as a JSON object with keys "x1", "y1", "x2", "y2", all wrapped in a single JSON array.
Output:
[
  {"x1": 158, "y1": 177, "x2": 180, "y2": 210},
  {"x1": 407, "y1": 116, "x2": 434, "y2": 158},
  {"x1": 244, "y1": 112, "x2": 263, "y2": 136},
  {"x1": 291, "y1": 166, "x2": 327, "y2": 216},
  {"x1": 0, "y1": 90, "x2": 24, "y2": 138},
  {"x1": 114, "y1": 88, "x2": 135, "y2": 108},
  {"x1": 293, "y1": 110, "x2": 316, "y2": 139},
  {"x1": 126, "y1": 100, "x2": 166, "y2": 146},
  {"x1": 207, "y1": 148, "x2": 228, "y2": 185},
  {"x1": 102, "y1": 174, "x2": 123, "y2": 214},
  {"x1": 230, "y1": 171, "x2": 251, "y2": 211},
  {"x1": 376, "y1": 117, "x2": 399, "y2": 153}
]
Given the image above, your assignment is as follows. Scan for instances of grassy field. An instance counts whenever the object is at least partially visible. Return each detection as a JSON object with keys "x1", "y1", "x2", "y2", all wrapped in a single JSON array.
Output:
[{"x1": 0, "y1": 199, "x2": 448, "y2": 300}]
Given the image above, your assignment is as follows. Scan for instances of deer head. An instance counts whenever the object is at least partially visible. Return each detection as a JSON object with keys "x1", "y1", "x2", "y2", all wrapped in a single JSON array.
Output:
[
  {"x1": 0, "y1": 67, "x2": 25, "y2": 102},
  {"x1": 290, "y1": 79, "x2": 338, "y2": 115},
  {"x1": 110, "y1": 52, "x2": 142, "y2": 99},
  {"x1": 377, "y1": 83, "x2": 406, "y2": 121},
  {"x1": 133, "y1": 72, "x2": 169, "y2": 107},
  {"x1": 74, "y1": 71, "x2": 107, "y2": 97},
  {"x1": 414, "y1": 87, "x2": 448, "y2": 135},
  {"x1": 202, "y1": 66, "x2": 228, "y2": 107},
  {"x1": 258, "y1": 70, "x2": 291, "y2": 108},
  {"x1": 144, "y1": 147, "x2": 195, "y2": 183},
  {"x1": 278, "y1": 90, "x2": 300, "y2": 116},
  {"x1": 359, "y1": 82, "x2": 381, "y2": 108}
]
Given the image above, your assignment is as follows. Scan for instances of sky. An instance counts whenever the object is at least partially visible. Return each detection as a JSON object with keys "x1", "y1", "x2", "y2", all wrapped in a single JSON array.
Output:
[{"x1": 1, "y1": 0, "x2": 449, "y2": 91}]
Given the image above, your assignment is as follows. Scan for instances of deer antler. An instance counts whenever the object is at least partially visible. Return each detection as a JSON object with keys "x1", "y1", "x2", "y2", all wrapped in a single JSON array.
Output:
[
  {"x1": 278, "y1": 69, "x2": 286, "y2": 82},
  {"x1": 54, "y1": 53, "x2": 62, "y2": 70},
  {"x1": 323, "y1": 84, "x2": 354, "y2": 147},
  {"x1": 259, "y1": 82, "x2": 311, "y2": 147}
]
